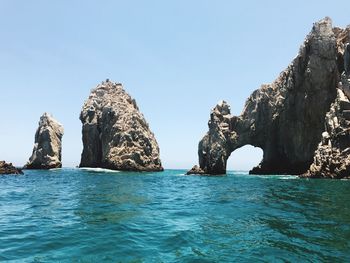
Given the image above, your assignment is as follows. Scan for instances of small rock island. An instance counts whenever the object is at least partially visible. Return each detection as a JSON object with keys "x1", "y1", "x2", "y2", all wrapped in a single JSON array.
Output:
[
  {"x1": 0, "y1": 161, "x2": 23, "y2": 175},
  {"x1": 188, "y1": 17, "x2": 350, "y2": 179},
  {"x1": 24, "y1": 113, "x2": 64, "y2": 169},
  {"x1": 79, "y1": 80, "x2": 163, "y2": 172}
]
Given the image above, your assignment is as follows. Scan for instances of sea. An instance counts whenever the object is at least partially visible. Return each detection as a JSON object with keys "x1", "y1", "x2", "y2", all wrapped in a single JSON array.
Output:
[{"x1": 0, "y1": 168, "x2": 349, "y2": 262}]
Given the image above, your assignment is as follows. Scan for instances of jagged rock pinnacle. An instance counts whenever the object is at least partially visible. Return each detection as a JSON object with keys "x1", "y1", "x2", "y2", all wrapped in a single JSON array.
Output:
[{"x1": 25, "y1": 113, "x2": 64, "y2": 169}]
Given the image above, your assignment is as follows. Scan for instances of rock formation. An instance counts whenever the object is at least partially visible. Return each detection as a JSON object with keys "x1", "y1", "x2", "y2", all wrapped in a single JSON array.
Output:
[
  {"x1": 303, "y1": 86, "x2": 350, "y2": 179},
  {"x1": 186, "y1": 165, "x2": 206, "y2": 175},
  {"x1": 303, "y1": 26, "x2": 350, "y2": 178},
  {"x1": 24, "y1": 113, "x2": 64, "y2": 169},
  {"x1": 189, "y1": 17, "x2": 350, "y2": 176},
  {"x1": 344, "y1": 43, "x2": 350, "y2": 75},
  {"x1": 79, "y1": 80, "x2": 163, "y2": 172},
  {"x1": 0, "y1": 161, "x2": 23, "y2": 175}
]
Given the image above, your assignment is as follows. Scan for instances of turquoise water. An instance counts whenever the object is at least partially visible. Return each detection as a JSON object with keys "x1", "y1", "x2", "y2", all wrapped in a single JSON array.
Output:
[{"x1": 0, "y1": 169, "x2": 349, "y2": 262}]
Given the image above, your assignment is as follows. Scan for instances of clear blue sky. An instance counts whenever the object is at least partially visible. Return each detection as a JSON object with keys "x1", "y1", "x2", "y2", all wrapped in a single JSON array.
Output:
[{"x1": 0, "y1": 1, "x2": 349, "y2": 169}]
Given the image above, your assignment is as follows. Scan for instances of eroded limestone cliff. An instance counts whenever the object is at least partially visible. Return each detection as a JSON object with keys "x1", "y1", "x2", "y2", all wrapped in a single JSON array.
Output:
[
  {"x1": 189, "y1": 17, "x2": 350, "y2": 176},
  {"x1": 79, "y1": 80, "x2": 163, "y2": 171},
  {"x1": 25, "y1": 113, "x2": 64, "y2": 169}
]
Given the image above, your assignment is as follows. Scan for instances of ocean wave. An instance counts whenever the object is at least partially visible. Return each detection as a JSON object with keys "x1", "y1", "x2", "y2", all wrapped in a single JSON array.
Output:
[
  {"x1": 79, "y1": 167, "x2": 120, "y2": 173},
  {"x1": 49, "y1": 168, "x2": 62, "y2": 171},
  {"x1": 256, "y1": 174, "x2": 299, "y2": 180}
]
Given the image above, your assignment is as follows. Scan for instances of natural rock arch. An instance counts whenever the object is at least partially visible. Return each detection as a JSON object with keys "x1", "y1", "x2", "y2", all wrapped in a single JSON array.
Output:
[
  {"x1": 188, "y1": 17, "x2": 344, "y2": 175},
  {"x1": 226, "y1": 144, "x2": 263, "y2": 171}
]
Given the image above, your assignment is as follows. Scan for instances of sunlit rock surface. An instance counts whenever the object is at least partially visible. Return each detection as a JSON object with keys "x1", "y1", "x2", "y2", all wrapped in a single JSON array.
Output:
[
  {"x1": 79, "y1": 80, "x2": 163, "y2": 172},
  {"x1": 24, "y1": 113, "x2": 63, "y2": 169}
]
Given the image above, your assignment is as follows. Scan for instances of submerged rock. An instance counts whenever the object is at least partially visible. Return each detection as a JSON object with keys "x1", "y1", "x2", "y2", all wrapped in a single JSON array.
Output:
[
  {"x1": 0, "y1": 161, "x2": 23, "y2": 175},
  {"x1": 189, "y1": 17, "x2": 347, "y2": 175},
  {"x1": 79, "y1": 80, "x2": 163, "y2": 172},
  {"x1": 24, "y1": 113, "x2": 64, "y2": 169}
]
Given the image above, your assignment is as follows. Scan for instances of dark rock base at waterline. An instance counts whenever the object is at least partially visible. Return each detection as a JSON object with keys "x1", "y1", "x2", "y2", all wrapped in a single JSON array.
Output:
[
  {"x1": 249, "y1": 162, "x2": 312, "y2": 175},
  {"x1": 0, "y1": 161, "x2": 23, "y2": 175}
]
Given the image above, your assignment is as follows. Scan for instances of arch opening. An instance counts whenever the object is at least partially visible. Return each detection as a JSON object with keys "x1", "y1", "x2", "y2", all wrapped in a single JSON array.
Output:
[{"x1": 227, "y1": 145, "x2": 263, "y2": 172}]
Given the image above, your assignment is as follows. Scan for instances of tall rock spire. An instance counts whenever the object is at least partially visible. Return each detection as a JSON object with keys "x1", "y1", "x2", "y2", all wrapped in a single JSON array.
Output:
[{"x1": 25, "y1": 113, "x2": 64, "y2": 169}]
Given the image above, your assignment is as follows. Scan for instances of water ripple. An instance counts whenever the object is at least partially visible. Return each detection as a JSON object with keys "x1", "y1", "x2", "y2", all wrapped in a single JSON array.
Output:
[{"x1": 0, "y1": 169, "x2": 349, "y2": 262}]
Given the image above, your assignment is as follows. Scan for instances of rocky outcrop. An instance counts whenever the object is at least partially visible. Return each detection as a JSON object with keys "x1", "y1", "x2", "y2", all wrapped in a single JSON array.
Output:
[
  {"x1": 196, "y1": 100, "x2": 233, "y2": 174},
  {"x1": 24, "y1": 113, "x2": 64, "y2": 169},
  {"x1": 186, "y1": 165, "x2": 206, "y2": 175},
  {"x1": 300, "y1": 25, "x2": 350, "y2": 178},
  {"x1": 189, "y1": 17, "x2": 346, "y2": 175},
  {"x1": 303, "y1": 30, "x2": 350, "y2": 179},
  {"x1": 303, "y1": 85, "x2": 350, "y2": 179},
  {"x1": 0, "y1": 161, "x2": 23, "y2": 175},
  {"x1": 79, "y1": 80, "x2": 163, "y2": 172}
]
